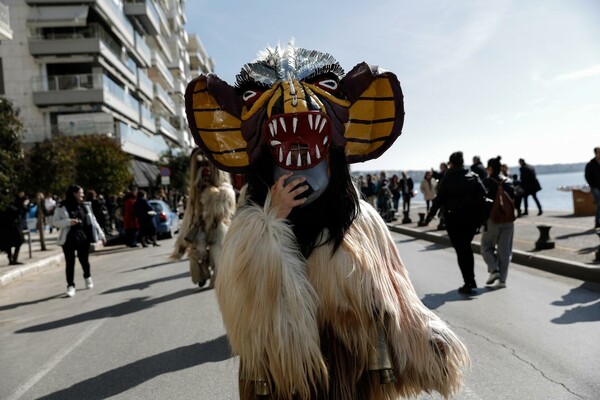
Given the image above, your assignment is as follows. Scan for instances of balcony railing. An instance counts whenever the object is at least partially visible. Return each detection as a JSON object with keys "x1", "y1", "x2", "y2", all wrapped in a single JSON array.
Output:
[
  {"x1": 154, "y1": 83, "x2": 175, "y2": 114},
  {"x1": 32, "y1": 74, "x2": 100, "y2": 92},
  {"x1": 0, "y1": 2, "x2": 13, "y2": 40},
  {"x1": 134, "y1": 31, "x2": 151, "y2": 67},
  {"x1": 97, "y1": 0, "x2": 134, "y2": 47}
]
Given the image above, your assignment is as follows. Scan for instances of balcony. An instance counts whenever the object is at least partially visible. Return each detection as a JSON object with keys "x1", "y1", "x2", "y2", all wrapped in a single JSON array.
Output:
[
  {"x1": 32, "y1": 73, "x2": 139, "y2": 123},
  {"x1": 29, "y1": 25, "x2": 136, "y2": 85},
  {"x1": 151, "y1": 50, "x2": 174, "y2": 90},
  {"x1": 27, "y1": 4, "x2": 89, "y2": 28},
  {"x1": 119, "y1": 121, "x2": 168, "y2": 161},
  {"x1": 156, "y1": 115, "x2": 177, "y2": 142},
  {"x1": 140, "y1": 105, "x2": 156, "y2": 132},
  {"x1": 133, "y1": 31, "x2": 151, "y2": 68},
  {"x1": 154, "y1": 82, "x2": 175, "y2": 115},
  {"x1": 123, "y1": 0, "x2": 160, "y2": 35},
  {"x1": 137, "y1": 69, "x2": 153, "y2": 99},
  {"x1": 0, "y1": 2, "x2": 13, "y2": 40},
  {"x1": 94, "y1": 0, "x2": 135, "y2": 48}
]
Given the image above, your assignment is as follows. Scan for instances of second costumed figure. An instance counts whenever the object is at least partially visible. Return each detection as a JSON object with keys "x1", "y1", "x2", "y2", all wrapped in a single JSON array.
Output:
[{"x1": 171, "y1": 149, "x2": 236, "y2": 287}]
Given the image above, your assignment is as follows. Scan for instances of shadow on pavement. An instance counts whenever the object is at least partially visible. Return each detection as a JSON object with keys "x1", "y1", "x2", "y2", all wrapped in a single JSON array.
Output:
[
  {"x1": 101, "y1": 272, "x2": 189, "y2": 294},
  {"x1": 123, "y1": 260, "x2": 180, "y2": 272},
  {"x1": 420, "y1": 288, "x2": 489, "y2": 310},
  {"x1": 550, "y1": 282, "x2": 600, "y2": 324},
  {"x1": 15, "y1": 287, "x2": 198, "y2": 333},
  {"x1": 36, "y1": 335, "x2": 232, "y2": 400},
  {"x1": 0, "y1": 294, "x2": 64, "y2": 312},
  {"x1": 555, "y1": 229, "x2": 597, "y2": 239},
  {"x1": 551, "y1": 301, "x2": 600, "y2": 324},
  {"x1": 420, "y1": 243, "x2": 449, "y2": 252}
]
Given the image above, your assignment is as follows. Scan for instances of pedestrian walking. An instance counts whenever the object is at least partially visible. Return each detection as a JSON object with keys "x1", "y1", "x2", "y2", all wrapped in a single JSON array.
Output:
[
  {"x1": 420, "y1": 170, "x2": 437, "y2": 212},
  {"x1": 399, "y1": 171, "x2": 414, "y2": 213},
  {"x1": 0, "y1": 194, "x2": 25, "y2": 266},
  {"x1": 425, "y1": 151, "x2": 487, "y2": 294},
  {"x1": 481, "y1": 156, "x2": 515, "y2": 289},
  {"x1": 134, "y1": 190, "x2": 159, "y2": 247},
  {"x1": 122, "y1": 190, "x2": 139, "y2": 247},
  {"x1": 53, "y1": 185, "x2": 106, "y2": 297},
  {"x1": 470, "y1": 155, "x2": 487, "y2": 180},
  {"x1": 35, "y1": 192, "x2": 47, "y2": 251},
  {"x1": 584, "y1": 147, "x2": 600, "y2": 229},
  {"x1": 519, "y1": 158, "x2": 543, "y2": 216}
]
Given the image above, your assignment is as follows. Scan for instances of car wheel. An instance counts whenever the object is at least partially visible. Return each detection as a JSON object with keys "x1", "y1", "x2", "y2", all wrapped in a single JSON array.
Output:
[{"x1": 165, "y1": 226, "x2": 173, "y2": 239}]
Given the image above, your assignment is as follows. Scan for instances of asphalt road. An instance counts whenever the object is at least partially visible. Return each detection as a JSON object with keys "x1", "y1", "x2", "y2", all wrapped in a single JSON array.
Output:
[{"x1": 1, "y1": 233, "x2": 598, "y2": 399}]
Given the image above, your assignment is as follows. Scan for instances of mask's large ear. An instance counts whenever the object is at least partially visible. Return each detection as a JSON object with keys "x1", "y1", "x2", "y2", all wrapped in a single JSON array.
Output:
[
  {"x1": 185, "y1": 74, "x2": 250, "y2": 173},
  {"x1": 340, "y1": 62, "x2": 404, "y2": 163}
]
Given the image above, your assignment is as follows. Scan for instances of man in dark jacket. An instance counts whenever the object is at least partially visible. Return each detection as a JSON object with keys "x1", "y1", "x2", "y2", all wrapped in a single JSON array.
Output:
[
  {"x1": 518, "y1": 158, "x2": 543, "y2": 216},
  {"x1": 425, "y1": 151, "x2": 487, "y2": 295},
  {"x1": 470, "y1": 156, "x2": 487, "y2": 180},
  {"x1": 585, "y1": 147, "x2": 600, "y2": 228}
]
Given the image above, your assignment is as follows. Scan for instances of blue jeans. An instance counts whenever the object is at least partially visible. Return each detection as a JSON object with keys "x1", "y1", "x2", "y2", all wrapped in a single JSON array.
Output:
[{"x1": 592, "y1": 187, "x2": 600, "y2": 227}]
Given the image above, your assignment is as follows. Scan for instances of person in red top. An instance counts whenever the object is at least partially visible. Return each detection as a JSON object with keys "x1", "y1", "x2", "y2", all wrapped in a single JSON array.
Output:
[{"x1": 122, "y1": 190, "x2": 139, "y2": 247}]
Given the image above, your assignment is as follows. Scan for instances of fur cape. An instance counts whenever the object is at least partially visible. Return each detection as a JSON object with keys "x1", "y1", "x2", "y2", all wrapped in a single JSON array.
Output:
[
  {"x1": 216, "y1": 195, "x2": 469, "y2": 399},
  {"x1": 171, "y1": 152, "x2": 236, "y2": 285}
]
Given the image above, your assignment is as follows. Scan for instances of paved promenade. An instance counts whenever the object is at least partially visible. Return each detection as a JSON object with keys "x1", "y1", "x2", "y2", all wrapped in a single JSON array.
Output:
[{"x1": 1, "y1": 206, "x2": 599, "y2": 287}]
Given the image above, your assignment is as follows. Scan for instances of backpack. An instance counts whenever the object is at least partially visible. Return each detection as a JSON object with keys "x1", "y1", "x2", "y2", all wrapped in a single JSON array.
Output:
[{"x1": 490, "y1": 178, "x2": 516, "y2": 224}]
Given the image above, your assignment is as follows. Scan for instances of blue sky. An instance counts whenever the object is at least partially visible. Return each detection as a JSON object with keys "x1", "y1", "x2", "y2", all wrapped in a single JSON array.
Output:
[{"x1": 184, "y1": 0, "x2": 599, "y2": 172}]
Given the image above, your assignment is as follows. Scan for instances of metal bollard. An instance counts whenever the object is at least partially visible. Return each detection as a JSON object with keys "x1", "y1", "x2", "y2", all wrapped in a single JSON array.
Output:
[
  {"x1": 535, "y1": 225, "x2": 555, "y2": 250},
  {"x1": 417, "y1": 212, "x2": 428, "y2": 226},
  {"x1": 402, "y1": 211, "x2": 412, "y2": 224}
]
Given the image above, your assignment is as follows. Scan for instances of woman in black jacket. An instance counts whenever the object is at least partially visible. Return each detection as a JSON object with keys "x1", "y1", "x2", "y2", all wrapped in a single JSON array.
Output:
[{"x1": 134, "y1": 190, "x2": 159, "y2": 247}]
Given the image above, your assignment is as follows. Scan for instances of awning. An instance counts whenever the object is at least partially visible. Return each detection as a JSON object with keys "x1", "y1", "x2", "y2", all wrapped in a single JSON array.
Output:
[
  {"x1": 27, "y1": 5, "x2": 89, "y2": 28},
  {"x1": 130, "y1": 159, "x2": 160, "y2": 188}
]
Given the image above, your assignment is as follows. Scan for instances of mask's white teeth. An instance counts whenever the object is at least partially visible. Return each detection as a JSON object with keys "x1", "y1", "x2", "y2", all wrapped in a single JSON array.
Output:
[
  {"x1": 315, "y1": 145, "x2": 321, "y2": 159},
  {"x1": 297, "y1": 153, "x2": 302, "y2": 167},
  {"x1": 306, "y1": 152, "x2": 311, "y2": 165},
  {"x1": 272, "y1": 120, "x2": 278, "y2": 135},
  {"x1": 315, "y1": 115, "x2": 322, "y2": 131},
  {"x1": 318, "y1": 119, "x2": 327, "y2": 133},
  {"x1": 279, "y1": 147, "x2": 283, "y2": 163},
  {"x1": 292, "y1": 117, "x2": 298, "y2": 133},
  {"x1": 286, "y1": 151, "x2": 292, "y2": 166},
  {"x1": 279, "y1": 117, "x2": 287, "y2": 133},
  {"x1": 269, "y1": 123, "x2": 275, "y2": 137},
  {"x1": 323, "y1": 136, "x2": 328, "y2": 145},
  {"x1": 308, "y1": 114, "x2": 313, "y2": 130},
  {"x1": 270, "y1": 140, "x2": 281, "y2": 146}
]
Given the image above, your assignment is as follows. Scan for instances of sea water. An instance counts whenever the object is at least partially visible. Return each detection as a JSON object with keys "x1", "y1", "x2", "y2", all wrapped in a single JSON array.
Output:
[{"x1": 413, "y1": 171, "x2": 589, "y2": 212}]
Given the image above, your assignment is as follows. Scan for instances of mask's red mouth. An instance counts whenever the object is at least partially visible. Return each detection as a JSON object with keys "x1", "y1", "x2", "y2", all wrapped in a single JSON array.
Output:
[{"x1": 263, "y1": 111, "x2": 331, "y2": 170}]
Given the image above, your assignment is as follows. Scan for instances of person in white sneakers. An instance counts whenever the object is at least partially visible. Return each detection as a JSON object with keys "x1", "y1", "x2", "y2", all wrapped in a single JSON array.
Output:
[{"x1": 53, "y1": 185, "x2": 106, "y2": 297}]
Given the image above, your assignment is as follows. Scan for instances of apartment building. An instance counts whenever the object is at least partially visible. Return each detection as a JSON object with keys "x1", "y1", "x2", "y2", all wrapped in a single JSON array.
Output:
[{"x1": 0, "y1": 0, "x2": 214, "y2": 187}]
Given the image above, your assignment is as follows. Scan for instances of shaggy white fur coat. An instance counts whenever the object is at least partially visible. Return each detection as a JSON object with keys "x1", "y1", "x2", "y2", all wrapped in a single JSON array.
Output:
[
  {"x1": 171, "y1": 167, "x2": 236, "y2": 286},
  {"x1": 216, "y1": 194, "x2": 469, "y2": 399}
]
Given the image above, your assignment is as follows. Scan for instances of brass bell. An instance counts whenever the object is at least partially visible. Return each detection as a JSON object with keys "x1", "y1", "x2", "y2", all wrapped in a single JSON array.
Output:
[
  {"x1": 254, "y1": 379, "x2": 271, "y2": 396},
  {"x1": 368, "y1": 319, "x2": 396, "y2": 384}
]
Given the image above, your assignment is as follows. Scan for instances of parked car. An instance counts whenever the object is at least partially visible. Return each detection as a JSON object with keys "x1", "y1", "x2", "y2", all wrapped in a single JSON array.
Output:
[{"x1": 148, "y1": 200, "x2": 180, "y2": 238}]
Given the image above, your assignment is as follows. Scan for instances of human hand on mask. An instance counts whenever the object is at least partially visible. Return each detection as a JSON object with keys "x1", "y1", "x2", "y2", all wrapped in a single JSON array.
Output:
[{"x1": 270, "y1": 172, "x2": 309, "y2": 219}]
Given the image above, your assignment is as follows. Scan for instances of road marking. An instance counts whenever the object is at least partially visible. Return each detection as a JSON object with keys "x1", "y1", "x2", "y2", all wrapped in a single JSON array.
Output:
[{"x1": 7, "y1": 318, "x2": 106, "y2": 400}]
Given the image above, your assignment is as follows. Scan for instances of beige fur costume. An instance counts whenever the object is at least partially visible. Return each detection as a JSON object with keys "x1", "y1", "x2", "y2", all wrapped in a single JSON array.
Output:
[
  {"x1": 184, "y1": 43, "x2": 469, "y2": 399},
  {"x1": 171, "y1": 150, "x2": 236, "y2": 287},
  {"x1": 217, "y1": 193, "x2": 469, "y2": 399}
]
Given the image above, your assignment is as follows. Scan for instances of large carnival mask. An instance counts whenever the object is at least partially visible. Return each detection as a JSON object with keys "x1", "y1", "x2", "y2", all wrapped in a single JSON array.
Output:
[{"x1": 185, "y1": 43, "x2": 404, "y2": 203}]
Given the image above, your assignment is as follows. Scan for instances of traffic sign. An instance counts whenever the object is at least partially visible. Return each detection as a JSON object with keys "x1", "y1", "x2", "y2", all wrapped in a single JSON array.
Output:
[{"x1": 160, "y1": 167, "x2": 171, "y2": 177}]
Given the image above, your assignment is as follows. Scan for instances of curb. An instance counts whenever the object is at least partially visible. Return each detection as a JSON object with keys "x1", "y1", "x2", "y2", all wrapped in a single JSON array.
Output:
[
  {"x1": 388, "y1": 224, "x2": 600, "y2": 283},
  {"x1": 0, "y1": 253, "x2": 65, "y2": 287}
]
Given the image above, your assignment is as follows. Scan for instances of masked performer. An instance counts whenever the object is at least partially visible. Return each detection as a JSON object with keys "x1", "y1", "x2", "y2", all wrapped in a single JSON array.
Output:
[
  {"x1": 171, "y1": 149, "x2": 236, "y2": 288},
  {"x1": 185, "y1": 42, "x2": 469, "y2": 399}
]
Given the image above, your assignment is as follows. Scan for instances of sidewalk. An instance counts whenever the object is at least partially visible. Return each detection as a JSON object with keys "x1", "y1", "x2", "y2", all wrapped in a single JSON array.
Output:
[
  {"x1": 388, "y1": 205, "x2": 600, "y2": 283},
  {"x1": 2, "y1": 207, "x2": 600, "y2": 286},
  {"x1": 0, "y1": 229, "x2": 112, "y2": 287}
]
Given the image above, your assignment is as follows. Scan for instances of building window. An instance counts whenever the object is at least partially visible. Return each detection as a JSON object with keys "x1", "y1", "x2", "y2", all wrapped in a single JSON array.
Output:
[{"x1": 0, "y1": 58, "x2": 4, "y2": 95}]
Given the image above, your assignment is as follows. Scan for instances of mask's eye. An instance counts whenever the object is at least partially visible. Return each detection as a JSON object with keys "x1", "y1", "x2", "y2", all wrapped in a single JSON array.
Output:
[
  {"x1": 316, "y1": 79, "x2": 338, "y2": 91},
  {"x1": 306, "y1": 74, "x2": 340, "y2": 95},
  {"x1": 242, "y1": 89, "x2": 263, "y2": 107}
]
